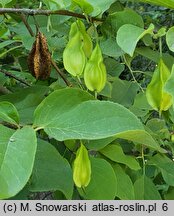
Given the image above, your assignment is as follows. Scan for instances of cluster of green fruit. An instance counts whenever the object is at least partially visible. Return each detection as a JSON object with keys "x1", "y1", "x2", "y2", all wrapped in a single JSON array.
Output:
[
  {"x1": 63, "y1": 20, "x2": 106, "y2": 93},
  {"x1": 63, "y1": 20, "x2": 108, "y2": 188}
]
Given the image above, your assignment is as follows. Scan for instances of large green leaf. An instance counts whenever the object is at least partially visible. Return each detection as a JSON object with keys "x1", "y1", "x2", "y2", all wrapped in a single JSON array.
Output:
[
  {"x1": 72, "y1": 0, "x2": 94, "y2": 14},
  {"x1": 164, "y1": 64, "x2": 174, "y2": 106},
  {"x1": 164, "y1": 187, "x2": 174, "y2": 200},
  {"x1": 79, "y1": 157, "x2": 117, "y2": 199},
  {"x1": 86, "y1": 137, "x2": 116, "y2": 150},
  {"x1": 115, "y1": 130, "x2": 164, "y2": 153},
  {"x1": 0, "y1": 0, "x2": 13, "y2": 7},
  {"x1": 166, "y1": 27, "x2": 174, "y2": 52},
  {"x1": 34, "y1": 88, "x2": 93, "y2": 128},
  {"x1": 0, "y1": 40, "x2": 18, "y2": 49},
  {"x1": 34, "y1": 88, "x2": 164, "y2": 152},
  {"x1": 0, "y1": 101, "x2": 19, "y2": 124},
  {"x1": 132, "y1": 0, "x2": 174, "y2": 9},
  {"x1": 29, "y1": 140, "x2": 73, "y2": 199},
  {"x1": 105, "y1": 8, "x2": 144, "y2": 35},
  {"x1": 100, "y1": 37, "x2": 123, "y2": 58},
  {"x1": 136, "y1": 47, "x2": 174, "y2": 70},
  {"x1": 134, "y1": 175, "x2": 161, "y2": 200},
  {"x1": 117, "y1": 23, "x2": 154, "y2": 56},
  {"x1": 111, "y1": 78, "x2": 139, "y2": 107},
  {"x1": 34, "y1": 88, "x2": 144, "y2": 138},
  {"x1": 148, "y1": 154, "x2": 174, "y2": 186},
  {"x1": 42, "y1": 0, "x2": 65, "y2": 10},
  {"x1": 113, "y1": 164, "x2": 135, "y2": 200},
  {"x1": 86, "y1": 129, "x2": 163, "y2": 152},
  {"x1": 87, "y1": 0, "x2": 116, "y2": 16},
  {"x1": 0, "y1": 126, "x2": 37, "y2": 199},
  {"x1": 0, "y1": 86, "x2": 49, "y2": 124},
  {"x1": 146, "y1": 59, "x2": 172, "y2": 113},
  {"x1": 100, "y1": 144, "x2": 140, "y2": 170}
]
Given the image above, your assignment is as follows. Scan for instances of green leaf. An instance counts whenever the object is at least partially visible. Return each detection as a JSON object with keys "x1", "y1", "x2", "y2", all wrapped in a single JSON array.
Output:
[
  {"x1": 136, "y1": 47, "x2": 174, "y2": 70},
  {"x1": 164, "y1": 64, "x2": 174, "y2": 107},
  {"x1": 0, "y1": 45, "x2": 22, "y2": 58},
  {"x1": 86, "y1": 137, "x2": 116, "y2": 150},
  {"x1": 29, "y1": 139, "x2": 73, "y2": 199},
  {"x1": 0, "y1": 101, "x2": 19, "y2": 124},
  {"x1": 100, "y1": 37, "x2": 124, "y2": 58},
  {"x1": 166, "y1": 27, "x2": 174, "y2": 52},
  {"x1": 164, "y1": 187, "x2": 174, "y2": 200},
  {"x1": 87, "y1": 129, "x2": 164, "y2": 153},
  {"x1": 148, "y1": 154, "x2": 174, "y2": 186},
  {"x1": 72, "y1": 0, "x2": 94, "y2": 14},
  {"x1": 0, "y1": 0, "x2": 13, "y2": 7},
  {"x1": 100, "y1": 144, "x2": 140, "y2": 170},
  {"x1": 104, "y1": 58, "x2": 125, "y2": 77},
  {"x1": 115, "y1": 130, "x2": 165, "y2": 153},
  {"x1": 34, "y1": 88, "x2": 93, "y2": 128},
  {"x1": 146, "y1": 118, "x2": 170, "y2": 140},
  {"x1": 134, "y1": 175, "x2": 161, "y2": 200},
  {"x1": 79, "y1": 157, "x2": 117, "y2": 199},
  {"x1": 132, "y1": 0, "x2": 174, "y2": 9},
  {"x1": 34, "y1": 88, "x2": 164, "y2": 152},
  {"x1": 146, "y1": 59, "x2": 172, "y2": 113},
  {"x1": 86, "y1": 0, "x2": 115, "y2": 16},
  {"x1": 34, "y1": 90, "x2": 143, "y2": 140},
  {"x1": 117, "y1": 23, "x2": 154, "y2": 56},
  {"x1": 0, "y1": 126, "x2": 37, "y2": 199},
  {"x1": 107, "y1": 8, "x2": 144, "y2": 34},
  {"x1": 42, "y1": 0, "x2": 65, "y2": 10},
  {"x1": 110, "y1": 78, "x2": 139, "y2": 107},
  {"x1": 0, "y1": 40, "x2": 18, "y2": 49},
  {"x1": 0, "y1": 73, "x2": 7, "y2": 86},
  {"x1": 113, "y1": 164, "x2": 135, "y2": 199},
  {"x1": 130, "y1": 92, "x2": 151, "y2": 117},
  {"x1": 0, "y1": 86, "x2": 49, "y2": 124}
]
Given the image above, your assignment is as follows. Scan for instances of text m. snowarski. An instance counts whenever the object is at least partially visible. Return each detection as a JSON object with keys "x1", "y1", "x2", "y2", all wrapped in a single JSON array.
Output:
[{"x1": 35, "y1": 203, "x2": 87, "y2": 211}]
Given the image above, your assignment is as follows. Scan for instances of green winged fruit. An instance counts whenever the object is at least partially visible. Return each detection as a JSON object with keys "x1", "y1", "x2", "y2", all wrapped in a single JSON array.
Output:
[
  {"x1": 73, "y1": 143, "x2": 91, "y2": 188},
  {"x1": 76, "y1": 20, "x2": 93, "y2": 58},
  {"x1": 84, "y1": 43, "x2": 107, "y2": 92},
  {"x1": 69, "y1": 20, "x2": 93, "y2": 58},
  {"x1": 146, "y1": 58, "x2": 172, "y2": 114},
  {"x1": 63, "y1": 29, "x2": 86, "y2": 77},
  {"x1": 63, "y1": 20, "x2": 93, "y2": 77}
]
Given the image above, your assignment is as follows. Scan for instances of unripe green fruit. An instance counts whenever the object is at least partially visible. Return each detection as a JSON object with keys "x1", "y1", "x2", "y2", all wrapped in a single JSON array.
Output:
[
  {"x1": 84, "y1": 43, "x2": 106, "y2": 92},
  {"x1": 146, "y1": 58, "x2": 172, "y2": 114},
  {"x1": 69, "y1": 20, "x2": 93, "y2": 58},
  {"x1": 73, "y1": 143, "x2": 91, "y2": 188},
  {"x1": 171, "y1": 134, "x2": 174, "y2": 142},
  {"x1": 77, "y1": 20, "x2": 93, "y2": 58},
  {"x1": 63, "y1": 31, "x2": 86, "y2": 76}
]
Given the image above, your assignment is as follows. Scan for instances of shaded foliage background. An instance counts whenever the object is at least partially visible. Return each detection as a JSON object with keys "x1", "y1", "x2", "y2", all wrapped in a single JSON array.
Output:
[{"x1": 1, "y1": 0, "x2": 174, "y2": 200}]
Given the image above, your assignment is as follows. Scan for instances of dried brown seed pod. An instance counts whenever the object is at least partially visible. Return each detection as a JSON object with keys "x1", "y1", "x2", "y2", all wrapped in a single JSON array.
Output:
[{"x1": 27, "y1": 31, "x2": 51, "y2": 80}]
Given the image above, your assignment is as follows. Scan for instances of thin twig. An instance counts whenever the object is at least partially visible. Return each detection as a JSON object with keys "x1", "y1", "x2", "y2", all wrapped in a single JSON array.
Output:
[
  {"x1": 0, "y1": 121, "x2": 19, "y2": 130},
  {"x1": 20, "y1": 13, "x2": 35, "y2": 37},
  {"x1": 123, "y1": 55, "x2": 144, "y2": 92},
  {"x1": 51, "y1": 60, "x2": 71, "y2": 86},
  {"x1": 0, "y1": 69, "x2": 31, "y2": 86},
  {"x1": 0, "y1": 8, "x2": 103, "y2": 22}
]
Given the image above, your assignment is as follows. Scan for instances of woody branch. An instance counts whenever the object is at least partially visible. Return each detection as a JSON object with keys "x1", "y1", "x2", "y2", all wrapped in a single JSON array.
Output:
[{"x1": 0, "y1": 8, "x2": 103, "y2": 22}]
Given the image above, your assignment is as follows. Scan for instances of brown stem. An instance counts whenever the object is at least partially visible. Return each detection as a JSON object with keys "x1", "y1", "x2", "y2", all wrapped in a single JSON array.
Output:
[
  {"x1": 0, "y1": 121, "x2": 19, "y2": 130},
  {"x1": 20, "y1": 13, "x2": 35, "y2": 37},
  {"x1": 0, "y1": 8, "x2": 103, "y2": 22},
  {"x1": 0, "y1": 69, "x2": 31, "y2": 86},
  {"x1": 51, "y1": 60, "x2": 71, "y2": 86}
]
